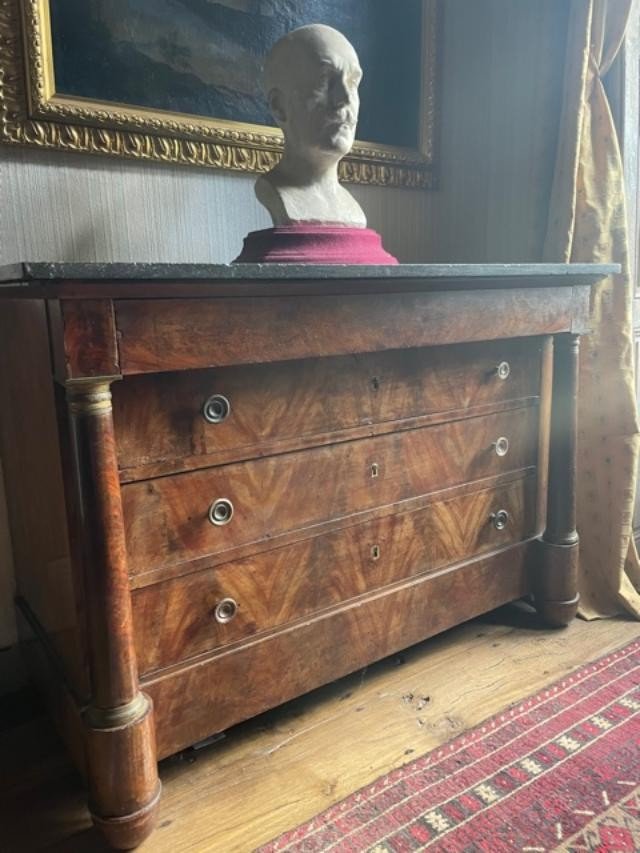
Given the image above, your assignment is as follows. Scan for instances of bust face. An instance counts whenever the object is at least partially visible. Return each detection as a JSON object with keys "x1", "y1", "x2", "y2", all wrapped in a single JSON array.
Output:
[{"x1": 265, "y1": 26, "x2": 363, "y2": 163}]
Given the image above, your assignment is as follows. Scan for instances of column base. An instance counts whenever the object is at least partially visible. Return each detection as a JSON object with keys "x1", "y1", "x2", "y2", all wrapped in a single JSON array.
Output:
[
  {"x1": 535, "y1": 593, "x2": 580, "y2": 628},
  {"x1": 534, "y1": 538, "x2": 579, "y2": 628},
  {"x1": 85, "y1": 693, "x2": 160, "y2": 849},
  {"x1": 91, "y1": 782, "x2": 161, "y2": 850}
]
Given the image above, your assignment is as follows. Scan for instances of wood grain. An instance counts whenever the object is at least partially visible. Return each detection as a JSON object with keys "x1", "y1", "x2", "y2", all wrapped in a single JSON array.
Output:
[
  {"x1": 123, "y1": 406, "x2": 538, "y2": 577},
  {"x1": 115, "y1": 289, "x2": 578, "y2": 375},
  {"x1": 67, "y1": 385, "x2": 139, "y2": 709},
  {"x1": 535, "y1": 336, "x2": 553, "y2": 533},
  {"x1": 51, "y1": 300, "x2": 120, "y2": 381},
  {"x1": 143, "y1": 543, "x2": 533, "y2": 759},
  {"x1": 147, "y1": 619, "x2": 638, "y2": 853},
  {"x1": 4, "y1": 615, "x2": 637, "y2": 853},
  {"x1": 0, "y1": 5, "x2": 613, "y2": 846},
  {"x1": 85, "y1": 702, "x2": 161, "y2": 850},
  {"x1": 113, "y1": 339, "x2": 543, "y2": 480},
  {"x1": 65, "y1": 381, "x2": 160, "y2": 848},
  {"x1": 132, "y1": 474, "x2": 537, "y2": 674},
  {"x1": 0, "y1": 264, "x2": 599, "y2": 850},
  {"x1": 538, "y1": 334, "x2": 581, "y2": 625}
]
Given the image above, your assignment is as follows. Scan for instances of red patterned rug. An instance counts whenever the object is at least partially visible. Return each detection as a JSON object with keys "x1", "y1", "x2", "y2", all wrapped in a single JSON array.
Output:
[{"x1": 258, "y1": 640, "x2": 640, "y2": 852}]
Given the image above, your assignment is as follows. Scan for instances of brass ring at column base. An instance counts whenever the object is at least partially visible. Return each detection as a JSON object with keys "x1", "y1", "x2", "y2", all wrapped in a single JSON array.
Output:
[{"x1": 84, "y1": 692, "x2": 150, "y2": 729}]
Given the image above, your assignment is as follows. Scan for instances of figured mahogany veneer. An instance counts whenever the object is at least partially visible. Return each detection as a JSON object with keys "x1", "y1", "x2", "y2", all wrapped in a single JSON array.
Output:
[
  {"x1": 114, "y1": 288, "x2": 581, "y2": 375},
  {"x1": 132, "y1": 473, "x2": 537, "y2": 675},
  {"x1": 145, "y1": 543, "x2": 534, "y2": 761},
  {"x1": 112, "y1": 338, "x2": 542, "y2": 481},
  {"x1": 0, "y1": 263, "x2": 613, "y2": 849},
  {"x1": 122, "y1": 405, "x2": 537, "y2": 578}
]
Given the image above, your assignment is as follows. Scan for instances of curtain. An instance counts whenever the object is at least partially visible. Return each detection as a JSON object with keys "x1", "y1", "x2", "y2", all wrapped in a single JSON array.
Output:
[{"x1": 544, "y1": 0, "x2": 640, "y2": 618}]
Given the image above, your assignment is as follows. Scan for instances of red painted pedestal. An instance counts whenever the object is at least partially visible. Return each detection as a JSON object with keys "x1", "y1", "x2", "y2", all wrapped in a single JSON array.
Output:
[{"x1": 234, "y1": 225, "x2": 398, "y2": 264}]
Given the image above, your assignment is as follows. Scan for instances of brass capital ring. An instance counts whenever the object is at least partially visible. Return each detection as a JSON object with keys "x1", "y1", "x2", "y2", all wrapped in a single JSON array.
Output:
[{"x1": 66, "y1": 379, "x2": 116, "y2": 416}]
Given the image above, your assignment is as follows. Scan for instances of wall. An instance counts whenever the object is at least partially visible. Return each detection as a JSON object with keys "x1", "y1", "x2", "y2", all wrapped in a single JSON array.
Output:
[
  {"x1": 431, "y1": 0, "x2": 569, "y2": 262},
  {"x1": 0, "y1": 0, "x2": 568, "y2": 686},
  {"x1": 0, "y1": 147, "x2": 435, "y2": 266}
]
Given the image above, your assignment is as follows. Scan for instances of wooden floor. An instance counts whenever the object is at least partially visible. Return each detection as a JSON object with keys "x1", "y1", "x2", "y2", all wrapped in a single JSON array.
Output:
[{"x1": 2, "y1": 604, "x2": 638, "y2": 853}]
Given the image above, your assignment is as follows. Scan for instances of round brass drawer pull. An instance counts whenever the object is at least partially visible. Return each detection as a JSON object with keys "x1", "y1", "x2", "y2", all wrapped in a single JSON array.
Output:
[
  {"x1": 490, "y1": 509, "x2": 510, "y2": 531},
  {"x1": 495, "y1": 361, "x2": 511, "y2": 380},
  {"x1": 208, "y1": 498, "x2": 234, "y2": 526},
  {"x1": 214, "y1": 597, "x2": 238, "y2": 624},
  {"x1": 493, "y1": 436, "x2": 510, "y2": 457},
  {"x1": 203, "y1": 394, "x2": 230, "y2": 424}
]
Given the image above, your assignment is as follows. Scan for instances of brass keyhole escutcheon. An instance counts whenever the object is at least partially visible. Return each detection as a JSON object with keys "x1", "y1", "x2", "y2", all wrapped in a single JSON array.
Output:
[
  {"x1": 214, "y1": 598, "x2": 237, "y2": 624},
  {"x1": 371, "y1": 545, "x2": 381, "y2": 560},
  {"x1": 371, "y1": 463, "x2": 379, "y2": 478},
  {"x1": 208, "y1": 498, "x2": 234, "y2": 526},
  {"x1": 203, "y1": 394, "x2": 230, "y2": 424},
  {"x1": 490, "y1": 509, "x2": 510, "y2": 531}
]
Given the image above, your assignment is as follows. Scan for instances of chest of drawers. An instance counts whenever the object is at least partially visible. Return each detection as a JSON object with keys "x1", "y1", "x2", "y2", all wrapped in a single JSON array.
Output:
[{"x1": 0, "y1": 262, "x2": 614, "y2": 849}]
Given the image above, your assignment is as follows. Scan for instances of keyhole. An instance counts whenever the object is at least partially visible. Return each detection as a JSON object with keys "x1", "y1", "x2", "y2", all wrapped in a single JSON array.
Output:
[
  {"x1": 371, "y1": 545, "x2": 381, "y2": 560},
  {"x1": 372, "y1": 377, "x2": 380, "y2": 391},
  {"x1": 371, "y1": 463, "x2": 379, "y2": 478}
]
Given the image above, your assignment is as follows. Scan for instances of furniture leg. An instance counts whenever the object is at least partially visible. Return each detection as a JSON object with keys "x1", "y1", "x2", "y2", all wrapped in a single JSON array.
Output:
[
  {"x1": 67, "y1": 379, "x2": 160, "y2": 849},
  {"x1": 537, "y1": 334, "x2": 580, "y2": 626}
]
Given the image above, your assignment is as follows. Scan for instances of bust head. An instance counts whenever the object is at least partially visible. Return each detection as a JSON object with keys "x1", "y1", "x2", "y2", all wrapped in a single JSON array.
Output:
[{"x1": 264, "y1": 24, "x2": 363, "y2": 167}]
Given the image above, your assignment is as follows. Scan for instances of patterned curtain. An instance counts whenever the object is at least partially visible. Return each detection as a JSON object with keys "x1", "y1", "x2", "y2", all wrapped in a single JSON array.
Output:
[{"x1": 544, "y1": 0, "x2": 640, "y2": 618}]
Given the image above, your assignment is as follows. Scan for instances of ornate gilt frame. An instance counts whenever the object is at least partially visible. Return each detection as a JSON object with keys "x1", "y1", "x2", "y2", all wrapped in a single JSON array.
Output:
[{"x1": 0, "y1": 0, "x2": 439, "y2": 187}]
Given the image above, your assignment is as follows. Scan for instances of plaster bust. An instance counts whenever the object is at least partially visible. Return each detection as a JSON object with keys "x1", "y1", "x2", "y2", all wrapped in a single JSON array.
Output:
[{"x1": 255, "y1": 24, "x2": 367, "y2": 228}]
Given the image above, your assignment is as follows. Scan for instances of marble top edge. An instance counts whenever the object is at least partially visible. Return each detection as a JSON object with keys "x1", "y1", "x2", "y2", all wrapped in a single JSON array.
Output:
[{"x1": 0, "y1": 261, "x2": 620, "y2": 283}]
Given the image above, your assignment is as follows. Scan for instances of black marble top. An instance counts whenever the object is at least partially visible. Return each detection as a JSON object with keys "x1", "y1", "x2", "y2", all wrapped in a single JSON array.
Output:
[{"x1": 0, "y1": 261, "x2": 620, "y2": 283}]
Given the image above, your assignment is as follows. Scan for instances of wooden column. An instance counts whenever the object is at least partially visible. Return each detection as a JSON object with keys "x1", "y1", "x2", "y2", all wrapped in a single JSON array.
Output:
[
  {"x1": 536, "y1": 334, "x2": 580, "y2": 626},
  {"x1": 67, "y1": 378, "x2": 160, "y2": 849}
]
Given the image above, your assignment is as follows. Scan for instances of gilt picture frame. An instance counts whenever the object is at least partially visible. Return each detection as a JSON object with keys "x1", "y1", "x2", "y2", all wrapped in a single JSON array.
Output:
[{"x1": 0, "y1": 0, "x2": 440, "y2": 188}]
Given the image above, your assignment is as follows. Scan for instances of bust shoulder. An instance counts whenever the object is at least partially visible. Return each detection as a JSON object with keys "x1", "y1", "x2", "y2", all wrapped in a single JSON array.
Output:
[
  {"x1": 255, "y1": 175, "x2": 291, "y2": 226},
  {"x1": 255, "y1": 172, "x2": 366, "y2": 228}
]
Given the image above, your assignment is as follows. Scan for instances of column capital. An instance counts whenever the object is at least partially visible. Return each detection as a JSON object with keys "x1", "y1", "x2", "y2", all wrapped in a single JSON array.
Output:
[{"x1": 66, "y1": 376, "x2": 121, "y2": 416}]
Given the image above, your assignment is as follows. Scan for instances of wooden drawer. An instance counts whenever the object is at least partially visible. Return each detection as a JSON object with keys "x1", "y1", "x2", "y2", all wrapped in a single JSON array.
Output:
[
  {"x1": 114, "y1": 289, "x2": 579, "y2": 377},
  {"x1": 132, "y1": 474, "x2": 537, "y2": 674},
  {"x1": 113, "y1": 339, "x2": 543, "y2": 480},
  {"x1": 143, "y1": 542, "x2": 533, "y2": 759},
  {"x1": 123, "y1": 404, "x2": 538, "y2": 579}
]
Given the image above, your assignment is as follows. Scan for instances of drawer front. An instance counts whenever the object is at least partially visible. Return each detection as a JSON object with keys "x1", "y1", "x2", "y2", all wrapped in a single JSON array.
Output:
[
  {"x1": 115, "y1": 289, "x2": 576, "y2": 376},
  {"x1": 113, "y1": 339, "x2": 542, "y2": 480},
  {"x1": 132, "y1": 474, "x2": 537, "y2": 674},
  {"x1": 123, "y1": 405, "x2": 538, "y2": 576},
  {"x1": 144, "y1": 543, "x2": 532, "y2": 760}
]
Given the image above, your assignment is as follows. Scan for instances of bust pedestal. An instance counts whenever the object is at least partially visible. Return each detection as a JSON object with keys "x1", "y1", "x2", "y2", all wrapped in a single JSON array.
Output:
[{"x1": 234, "y1": 225, "x2": 398, "y2": 264}]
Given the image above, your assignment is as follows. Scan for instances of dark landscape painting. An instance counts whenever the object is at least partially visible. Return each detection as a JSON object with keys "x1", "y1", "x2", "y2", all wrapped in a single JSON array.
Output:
[{"x1": 48, "y1": 0, "x2": 424, "y2": 149}]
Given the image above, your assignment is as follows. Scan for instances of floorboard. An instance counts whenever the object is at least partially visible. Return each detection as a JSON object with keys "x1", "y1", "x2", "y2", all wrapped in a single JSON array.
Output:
[{"x1": 1, "y1": 604, "x2": 638, "y2": 853}]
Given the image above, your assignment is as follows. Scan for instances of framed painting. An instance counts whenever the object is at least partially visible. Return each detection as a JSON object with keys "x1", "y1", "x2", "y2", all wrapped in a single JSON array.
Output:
[{"x1": 0, "y1": 0, "x2": 440, "y2": 187}]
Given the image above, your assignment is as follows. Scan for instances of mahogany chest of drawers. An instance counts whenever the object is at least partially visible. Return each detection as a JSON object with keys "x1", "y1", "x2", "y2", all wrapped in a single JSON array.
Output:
[{"x1": 0, "y1": 262, "x2": 613, "y2": 848}]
